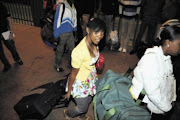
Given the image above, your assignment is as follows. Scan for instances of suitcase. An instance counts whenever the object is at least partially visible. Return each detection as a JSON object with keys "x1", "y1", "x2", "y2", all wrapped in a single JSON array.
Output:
[{"x1": 14, "y1": 76, "x2": 69, "y2": 119}]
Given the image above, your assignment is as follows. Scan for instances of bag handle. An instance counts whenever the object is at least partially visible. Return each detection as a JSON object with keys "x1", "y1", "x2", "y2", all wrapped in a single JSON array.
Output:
[
  {"x1": 104, "y1": 107, "x2": 116, "y2": 120},
  {"x1": 93, "y1": 84, "x2": 112, "y2": 120}
]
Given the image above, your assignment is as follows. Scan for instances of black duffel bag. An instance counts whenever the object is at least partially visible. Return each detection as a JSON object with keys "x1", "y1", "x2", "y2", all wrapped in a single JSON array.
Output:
[{"x1": 14, "y1": 74, "x2": 69, "y2": 119}]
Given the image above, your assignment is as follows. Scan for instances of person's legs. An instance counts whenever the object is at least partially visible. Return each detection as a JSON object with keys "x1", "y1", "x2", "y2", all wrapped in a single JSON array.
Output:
[
  {"x1": 0, "y1": 36, "x2": 11, "y2": 72},
  {"x1": 145, "y1": 21, "x2": 158, "y2": 48},
  {"x1": 104, "y1": 15, "x2": 113, "y2": 43},
  {"x1": 129, "y1": 20, "x2": 147, "y2": 54},
  {"x1": 123, "y1": 18, "x2": 135, "y2": 52},
  {"x1": 64, "y1": 96, "x2": 92, "y2": 118},
  {"x1": 66, "y1": 32, "x2": 75, "y2": 68},
  {"x1": 119, "y1": 17, "x2": 128, "y2": 52},
  {"x1": 54, "y1": 33, "x2": 67, "y2": 72},
  {"x1": 82, "y1": 14, "x2": 90, "y2": 37},
  {"x1": 133, "y1": 20, "x2": 147, "y2": 49},
  {"x1": 3, "y1": 39, "x2": 23, "y2": 65}
]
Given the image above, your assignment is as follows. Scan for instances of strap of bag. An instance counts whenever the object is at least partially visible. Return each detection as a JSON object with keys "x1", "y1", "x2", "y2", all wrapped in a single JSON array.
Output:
[
  {"x1": 135, "y1": 88, "x2": 146, "y2": 105},
  {"x1": 104, "y1": 108, "x2": 116, "y2": 120},
  {"x1": 93, "y1": 84, "x2": 112, "y2": 120},
  {"x1": 60, "y1": 3, "x2": 65, "y2": 23}
]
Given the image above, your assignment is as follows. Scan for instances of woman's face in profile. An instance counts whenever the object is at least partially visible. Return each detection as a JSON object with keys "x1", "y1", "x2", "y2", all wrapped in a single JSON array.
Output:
[{"x1": 168, "y1": 38, "x2": 180, "y2": 56}]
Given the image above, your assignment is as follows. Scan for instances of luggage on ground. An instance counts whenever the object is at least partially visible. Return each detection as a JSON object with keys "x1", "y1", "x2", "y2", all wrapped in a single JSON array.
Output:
[
  {"x1": 93, "y1": 70, "x2": 151, "y2": 120},
  {"x1": 14, "y1": 74, "x2": 69, "y2": 119}
]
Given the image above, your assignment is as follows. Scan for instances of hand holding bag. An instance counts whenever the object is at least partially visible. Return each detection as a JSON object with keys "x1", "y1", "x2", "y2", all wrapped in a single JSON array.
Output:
[{"x1": 95, "y1": 53, "x2": 105, "y2": 71}]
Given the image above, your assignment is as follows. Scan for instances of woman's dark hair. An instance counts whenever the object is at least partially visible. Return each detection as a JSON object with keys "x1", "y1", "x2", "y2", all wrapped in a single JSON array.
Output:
[
  {"x1": 87, "y1": 18, "x2": 106, "y2": 33},
  {"x1": 158, "y1": 25, "x2": 180, "y2": 45}
]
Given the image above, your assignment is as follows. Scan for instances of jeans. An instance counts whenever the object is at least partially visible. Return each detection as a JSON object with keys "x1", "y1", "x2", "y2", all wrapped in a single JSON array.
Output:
[
  {"x1": 67, "y1": 96, "x2": 92, "y2": 118},
  {"x1": 99, "y1": 14, "x2": 113, "y2": 43},
  {"x1": 120, "y1": 18, "x2": 135, "y2": 49},
  {"x1": 134, "y1": 20, "x2": 158, "y2": 49},
  {"x1": 0, "y1": 34, "x2": 21, "y2": 67},
  {"x1": 54, "y1": 32, "x2": 75, "y2": 68}
]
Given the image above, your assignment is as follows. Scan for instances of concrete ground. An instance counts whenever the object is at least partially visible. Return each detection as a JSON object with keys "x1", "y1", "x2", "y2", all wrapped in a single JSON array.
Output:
[{"x1": 0, "y1": 24, "x2": 139, "y2": 120}]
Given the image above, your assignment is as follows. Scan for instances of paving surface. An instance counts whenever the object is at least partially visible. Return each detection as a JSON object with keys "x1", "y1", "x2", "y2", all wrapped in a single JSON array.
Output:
[{"x1": 0, "y1": 24, "x2": 139, "y2": 120}]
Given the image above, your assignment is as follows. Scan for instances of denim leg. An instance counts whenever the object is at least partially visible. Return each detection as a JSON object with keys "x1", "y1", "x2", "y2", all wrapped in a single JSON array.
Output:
[
  {"x1": 67, "y1": 96, "x2": 92, "y2": 118},
  {"x1": 99, "y1": 15, "x2": 113, "y2": 43},
  {"x1": 0, "y1": 36, "x2": 10, "y2": 66},
  {"x1": 120, "y1": 18, "x2": 128, "y2": 48},
  {"x1": 54, "y1": 34, "x2": 67, "y2": 68},
  {"x1": 66, "y1": 32, "x2": 75, "y2": 66},
  {"x1": 105, "y1": 15, "x2": 113, "y2": 42},
  {"x1": 123, "y1": 18, "x2": 135, "y2": 50},
  {"x1": 134, "y1": 20, "x2": 147, "y2": 49},
  {"x1": 146, "y1": 21, "x2": 158, "y2": 48},
  {"x1": 3, "y1": 39, "x2": 21, "y2": 62}
]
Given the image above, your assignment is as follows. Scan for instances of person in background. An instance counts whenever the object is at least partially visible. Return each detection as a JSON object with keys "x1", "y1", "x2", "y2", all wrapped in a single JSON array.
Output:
[
  {"x1": 76, "y1": 0, "x2": 96, "y2": 37},
  {"x1": 129, "y1": 23, "x2": 180, "y2": 120},
  {"x1": 64, "y1": 18, "x2": 105, "y2": 120},
  {"x1": 97, "y1": 0, "x2": 119, "y2": 51},
  {"x1": 130, "y1": 0, "x2": 165, "y2": 54},
  {"x1": 0, "y1": 2, "x2": 23, "y2": 72},
  {"x1": 53, "y1": 0, "x2": 77, "y2": 72},
  {"x1": 118, "y1": 0, "x2": 141, "y2": 53}
]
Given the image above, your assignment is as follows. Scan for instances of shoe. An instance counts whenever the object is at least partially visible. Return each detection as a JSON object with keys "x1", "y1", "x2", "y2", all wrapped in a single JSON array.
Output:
[
  {"x1": 129, "y1": 49, "x2": 137, "y2": 55},
  {"x1": 54, "y1": 66, "x2": 64, "y2": 72},
  {"x1": 2, "y1": 64, "x2": 11, "y2": 72},
  {"x1": 64, "y1": 109, "x2": 71, "y2": 120},
  {"x1": 118, "y1": 47, "x2": 123, "y2": 52},
  {"x1": 16, "y1": 59, "x2": 23, "y2": 65},
  {"x1": 122, "y1": 48, "x2": 127, "y2": 53}
]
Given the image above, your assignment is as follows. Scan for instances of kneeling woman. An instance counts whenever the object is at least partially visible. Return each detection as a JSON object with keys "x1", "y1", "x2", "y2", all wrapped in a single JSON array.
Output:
[
  {"x1": 130, "y1": 24, "x2": 180, "y2": 119},
  {"x1": 64, "y1": 18, "x2": 106, "y2": 119}
]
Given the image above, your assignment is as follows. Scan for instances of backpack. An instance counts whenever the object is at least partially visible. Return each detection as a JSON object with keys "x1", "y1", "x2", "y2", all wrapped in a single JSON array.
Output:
[
  {"x1": 40, "y1": 3, "x2": 65, "y2": 48},
  {"x1": 93, "y1": 70, "x2": 151, "y2": 120}
]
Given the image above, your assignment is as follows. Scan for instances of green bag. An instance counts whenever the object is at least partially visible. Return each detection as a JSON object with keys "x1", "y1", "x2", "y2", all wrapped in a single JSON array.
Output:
[{"x1": 93, "y1": 70, "x2": 151, "y2": 120}]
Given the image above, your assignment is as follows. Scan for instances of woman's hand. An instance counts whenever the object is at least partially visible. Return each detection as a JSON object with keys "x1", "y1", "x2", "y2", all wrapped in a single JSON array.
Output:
[{"x1": 65, "y1": 91, "x2": 71, "y2": 100}]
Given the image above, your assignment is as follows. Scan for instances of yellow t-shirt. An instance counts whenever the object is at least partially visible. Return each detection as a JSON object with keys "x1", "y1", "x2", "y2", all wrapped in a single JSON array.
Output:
[{"x1": 71, "y1": 37, "x2": 95, "y2": 82}]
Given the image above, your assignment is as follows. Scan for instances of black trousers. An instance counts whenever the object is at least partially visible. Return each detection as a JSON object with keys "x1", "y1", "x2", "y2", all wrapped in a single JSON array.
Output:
[
  {"x1": 0, "y1": 34, "x2": 20, "y2": 67},
  {"x1": 134, "y1": 20, "x2": 158, "y2": 49}
]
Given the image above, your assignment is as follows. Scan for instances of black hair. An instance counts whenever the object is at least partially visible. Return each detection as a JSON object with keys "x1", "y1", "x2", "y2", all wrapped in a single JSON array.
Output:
[
  {"x1": 158, "y1": 25, "x2": 180, "y2": 45},
  {"x1": 87, "y1": 18, "x2": 106, "y2": 33}
]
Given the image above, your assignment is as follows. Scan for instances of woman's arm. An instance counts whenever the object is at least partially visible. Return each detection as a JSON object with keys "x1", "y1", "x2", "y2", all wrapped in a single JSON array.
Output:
[{"x1": 65, "y1": 68, "x2": 79, "y2": 100}]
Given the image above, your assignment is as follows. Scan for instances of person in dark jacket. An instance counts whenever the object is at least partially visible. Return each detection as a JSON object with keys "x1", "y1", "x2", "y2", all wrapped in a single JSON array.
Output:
[
  {"x1": 130, "y1": 0, "x2": 165, "y2": 54},
  {"x1": 0, "y1": 2, "x2": 23, "y2": 72}
]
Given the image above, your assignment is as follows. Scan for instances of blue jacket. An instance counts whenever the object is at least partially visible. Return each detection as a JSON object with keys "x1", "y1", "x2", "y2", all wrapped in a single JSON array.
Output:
[{"x1": 54, "y1": 2, "x2": 77, "y2": 38}]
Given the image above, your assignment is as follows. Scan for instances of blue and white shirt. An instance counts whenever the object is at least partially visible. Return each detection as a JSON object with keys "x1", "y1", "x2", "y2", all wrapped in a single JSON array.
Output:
[{"x1": 54, "y1": 1, "x2": 77, "y2": 38}]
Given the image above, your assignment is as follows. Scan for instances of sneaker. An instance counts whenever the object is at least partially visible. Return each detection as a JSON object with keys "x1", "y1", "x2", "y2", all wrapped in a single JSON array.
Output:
[
  {"x1": 118, "y1": 47, "x2": 123, "y2": 52},
  {"x1": 64, "y1": 109, "x2": 71, "y2": 120},
  {"x1": 54, "y1": 66, "x2": 64, "y2": 72},
  {"x1": 122, "y1": 48, "x2": 127, "y2": 53},
  {"x1": 2, "y1": 64, "x2": 11, "y2": 72},
  {"x1": 16, "y1": 59, "x2": 23, "y2": 65}
]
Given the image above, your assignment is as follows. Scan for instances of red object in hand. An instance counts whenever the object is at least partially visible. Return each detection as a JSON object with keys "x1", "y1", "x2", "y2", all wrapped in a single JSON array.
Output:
[{"x1": 95, "y1": 53, "x2": 105, "y2": 70}]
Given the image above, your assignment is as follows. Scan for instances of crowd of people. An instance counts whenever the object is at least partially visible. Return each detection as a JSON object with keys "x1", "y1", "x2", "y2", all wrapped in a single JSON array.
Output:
[{"x1": 1, "y1": 0, "x2": 180, "y2": 120}]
